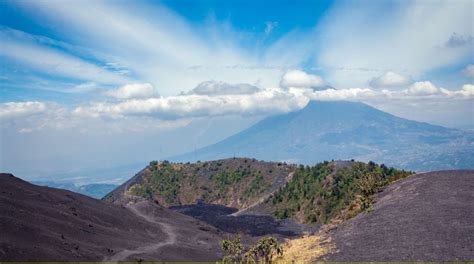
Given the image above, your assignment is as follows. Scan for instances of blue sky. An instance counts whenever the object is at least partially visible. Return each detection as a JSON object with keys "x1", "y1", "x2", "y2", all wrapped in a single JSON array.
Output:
[{"x1": 0, "y1": 0, "x2": 473, "y2": 183}]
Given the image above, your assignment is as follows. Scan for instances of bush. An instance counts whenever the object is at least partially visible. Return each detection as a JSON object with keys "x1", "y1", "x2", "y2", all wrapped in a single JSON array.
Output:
[
  {"x1": 221, "y1": 235, "x2": 283, "y2": 263},
  {"x1": 245, "y1": 237, "x2": 283, "y2": 262},
  {"x1": 221, "y1": 235, "x2": 244, "y2": 262}
]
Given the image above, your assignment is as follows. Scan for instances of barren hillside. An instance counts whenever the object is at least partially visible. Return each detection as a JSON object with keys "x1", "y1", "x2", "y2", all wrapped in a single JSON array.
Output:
[{"x1": 0, "y1": 173, "x2": 225, "y2": 261}]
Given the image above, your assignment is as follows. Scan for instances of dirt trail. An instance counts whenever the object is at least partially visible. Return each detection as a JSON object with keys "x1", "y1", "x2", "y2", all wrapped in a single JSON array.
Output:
[
  {"x1": 103, "y1": 204, "x2": 177, "y2": 261},
  {"x1": 231, "y1": 171, "x2": 295, "y2": 216}
]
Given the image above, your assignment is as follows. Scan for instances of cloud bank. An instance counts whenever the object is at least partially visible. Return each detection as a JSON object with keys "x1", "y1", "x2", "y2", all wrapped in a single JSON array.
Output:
[
  {"x1": 2, "y1": 71, "x2": 472, "y2": 126},
  {"x1": 0, "y1": 101, "x2": 51, "y2": 120}
]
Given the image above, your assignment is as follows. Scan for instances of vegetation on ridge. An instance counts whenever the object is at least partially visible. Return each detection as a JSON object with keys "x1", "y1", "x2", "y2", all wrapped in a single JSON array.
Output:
[
  {"x1": 128, "y1": 158, "x2": 293, "y2": 208},
  {"x1": 127, "y1": 157, "x2": 412, "y2": 225},
  {"x1": 270, "y1": 161, "x2": 413, "y2": 223}
]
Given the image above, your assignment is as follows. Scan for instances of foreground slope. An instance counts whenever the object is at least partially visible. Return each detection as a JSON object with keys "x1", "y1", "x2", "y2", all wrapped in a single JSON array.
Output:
[
  {"x1": 0, "y1": 173, "x2": 224, "y2": 261},
  {"x1": 322, "y1": 170, "x2": 474, "y2": 261},
  {"x1": 171, "y1": 101, "x2": 474, "y2": 171}
]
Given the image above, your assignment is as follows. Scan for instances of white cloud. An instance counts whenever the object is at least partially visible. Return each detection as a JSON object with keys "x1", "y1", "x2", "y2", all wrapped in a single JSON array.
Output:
[
  {"x1": 280, "y1": 70, "x2": 325, "y2": 88},
  {"x1": 4, "y1": 70, "x2": 472, "y2": 126},
  {"x1": 317, "y1": 0, "x2": 473, "y2": 88},
  {"x1": 309, "y1": 88, "x2": 376, "y2": 101},
  {"x1": 72, "y1": 77, "x2": 474, "y2": 120},
  {"x1": 105, "y1": 83, "x2": 158, "y2": 99},
  {"x1": 407, "y1": 81, "x2": 440, "y2": 95},
  {"x1": 189, "y1": 81, "x2": 260, "y2": 95},
  {"x1": 74, "y1": 88, "x2": 309, "y2": 119},
  {"x1": 369, "y1": 71, "x2": 413, "y2": 88},
  {"x1": 0, "y1": 101, "x2": 50, "y2": 120},
  {"x1": 462, "y1": 64, "x2": 474, "y2": 77},
  {"x1": 456, "y1": 84, "x2": 474, "y2": 97},
  {"x1": 2, "y1": 78, "x2": 473, "y2": 142}
]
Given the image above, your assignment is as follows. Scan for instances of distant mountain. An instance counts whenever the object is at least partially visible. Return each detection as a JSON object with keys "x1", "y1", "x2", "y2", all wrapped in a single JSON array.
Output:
[
  {"x1": 33, "y1": 181, "x2": 118, "y2": 199},
  {"x1": 171, "y1": 101, "x2": 474, "y2": 171}
]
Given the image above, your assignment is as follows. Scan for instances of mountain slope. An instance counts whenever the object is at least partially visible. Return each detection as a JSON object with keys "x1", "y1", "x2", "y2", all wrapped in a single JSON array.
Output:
[
  {"x1": 103, "y1": 159, "x2": 411, "y2": 226},
  {"x1": 171, "y1": 101, "x2": 474, "y2": 171},
  {"x1": 104, "y1": 158, "x2": 295, "y2": 209},
  {"x1": 0, "y1": 173, "x2": 225, "y2": 261},
  {"x1": 323, "y1": 170, "x2": 474, "y2": 261}
]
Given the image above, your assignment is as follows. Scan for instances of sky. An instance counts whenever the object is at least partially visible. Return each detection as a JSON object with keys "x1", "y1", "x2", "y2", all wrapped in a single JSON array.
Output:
[{"x1": 0, "y1": 0, "x2": 473, "y2": 184}]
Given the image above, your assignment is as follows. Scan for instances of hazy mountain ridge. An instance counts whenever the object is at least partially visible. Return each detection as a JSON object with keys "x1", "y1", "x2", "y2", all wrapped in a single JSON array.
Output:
[
  {"x1": 33, "y1": 181, "x2": 118, "y2": 199},
  {"x1": 171, "y1": 101, "x2": 474, "y2": 171}
]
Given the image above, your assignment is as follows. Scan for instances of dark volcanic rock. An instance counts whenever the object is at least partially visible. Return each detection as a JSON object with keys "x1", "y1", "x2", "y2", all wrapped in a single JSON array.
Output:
[
  {"x1": 325, "y1": 170, "x2": 474, "y2": 261},
  {"x1": 170, "y1": 203, "x2": 298, "y2": 237}
]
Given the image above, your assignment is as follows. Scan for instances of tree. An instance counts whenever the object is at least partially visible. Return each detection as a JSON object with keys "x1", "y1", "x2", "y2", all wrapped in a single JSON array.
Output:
[{"x1": 356, "y1": 172, "x2": 381, "y2": 210}]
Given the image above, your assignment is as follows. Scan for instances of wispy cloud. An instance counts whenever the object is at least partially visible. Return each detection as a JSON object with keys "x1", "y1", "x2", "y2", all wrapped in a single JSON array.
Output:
[
  {"x1": 5, "y1": 0, "x2": 471, "y2": 97},
  {"x1": 0, "y1": 29, "x2": 130, "y2": 86},
  {"x1": 315, "y1": 0, "x2": 473, "y2": 88},
  {"x1": 9, "y1": 0, "x2": 290, "y2": 95}
]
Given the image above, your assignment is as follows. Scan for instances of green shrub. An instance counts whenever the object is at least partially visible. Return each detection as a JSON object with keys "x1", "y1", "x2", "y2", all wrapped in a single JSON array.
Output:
[
  {"x1": 245, "y1": 237, "x2": 283, "y2": 262},
  {"x1": 271, "y1": 161, "x2": 412, "y2": 223},
  {"x1": 221, "y1": 235, "x2": 244, "y2": 262}
]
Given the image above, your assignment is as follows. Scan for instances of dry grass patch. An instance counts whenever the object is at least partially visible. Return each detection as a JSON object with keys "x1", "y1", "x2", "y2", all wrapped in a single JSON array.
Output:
[{"x1": 280, "y1": 232, "x2": 336, "y2": 262}]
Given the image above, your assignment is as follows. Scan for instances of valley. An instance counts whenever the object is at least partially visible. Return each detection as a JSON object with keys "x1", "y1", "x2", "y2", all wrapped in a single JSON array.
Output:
[
  {"x1": 1, "y1": 159, "x2": 472, "y2": 261},
  {"x1": 106, "y1": 158, "x2": 412, "y2": 225}
]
